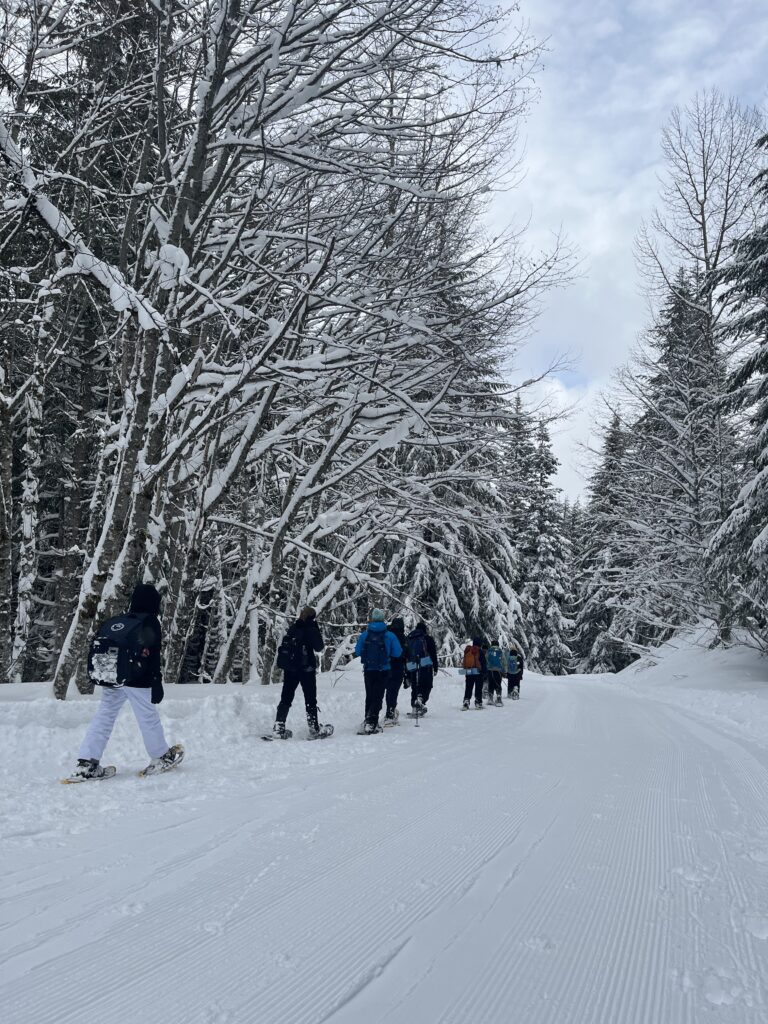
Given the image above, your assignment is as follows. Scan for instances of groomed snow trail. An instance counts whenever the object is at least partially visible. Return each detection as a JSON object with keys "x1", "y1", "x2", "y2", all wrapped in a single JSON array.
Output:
[{"x1": 3, "y1": 673, "x2": 768, "y2": 1024}]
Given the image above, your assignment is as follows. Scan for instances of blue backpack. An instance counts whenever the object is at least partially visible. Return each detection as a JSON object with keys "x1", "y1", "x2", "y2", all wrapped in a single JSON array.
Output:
[
  {"x1": 362, "y1": 631, "x2": 388, "y2": 671},
  {"x1": 87, "y1": 613, "x2": 153, "y2": 687},
  {"x1": 487, "y1": 646, "x2": 504, "y2": 672},
  {"x1": 507, "y1": 652, "x2": 521, "y2": 675}
]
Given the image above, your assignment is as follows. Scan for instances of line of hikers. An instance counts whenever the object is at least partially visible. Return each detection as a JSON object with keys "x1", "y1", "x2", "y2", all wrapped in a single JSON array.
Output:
[
  {"x1": 460, "y1": 636, "x2": 524, "y2": 709},
  {"x1": 67, "y1": 589, "x2": 525, "y2": 780},
  {"x1": 274, "y1": 607, "x2": 440, "y2": 737},
  {"x1": 273, "y1": 607, "x2": 524, "y2": 737}
]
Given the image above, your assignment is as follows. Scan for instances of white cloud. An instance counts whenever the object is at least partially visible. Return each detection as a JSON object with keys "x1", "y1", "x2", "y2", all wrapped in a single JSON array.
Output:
[{"x1": 497, "y1": 0, "x2": 768, "y2": 499}]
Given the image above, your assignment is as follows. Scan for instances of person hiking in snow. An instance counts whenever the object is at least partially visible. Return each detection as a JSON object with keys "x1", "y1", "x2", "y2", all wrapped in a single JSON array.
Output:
[
  {"x1": 461, "y1": 637, "x2": 486, "y2": 709},
  {"x1": 66, "y1": 583, "x2": 183, "y2": 782},
  {"x1": 383, "y1": 616, "x2": 407, "y2": 725},
  {"x1": 354, "y1": 609, "x2": 402, "y2": 734},
  {"x1": 405, "y1": 621, "x2": 439, "y2": 716},
  {"x1": 486, "y1": 640, "x2": 505, "y2": 706},
  {"x1": 272, "y1": 606, "x2": 331, "y2": 739},
  {"x1": 505, "y1": 641, "x2": 525, "y2": 700}
]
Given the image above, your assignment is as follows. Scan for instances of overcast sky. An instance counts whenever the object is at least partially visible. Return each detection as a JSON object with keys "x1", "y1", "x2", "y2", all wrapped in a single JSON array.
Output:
[{"x1": 496, "y1": 0, "x2": 768, "y2": 499}]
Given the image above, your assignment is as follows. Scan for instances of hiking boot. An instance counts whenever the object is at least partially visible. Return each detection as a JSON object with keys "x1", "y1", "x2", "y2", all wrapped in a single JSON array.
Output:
[
  {"x1": 384, "y1": 707, "x2": 398, "y2": 722},
  {"x1": 462, "y1": 699, "x2": 470, "y2": 710},
  {"x1": 71, "y1": 758, "x2": 107, "y2": 781},
  {"x1": 273, "y1": 721, "x2": 287, "y2": 738},
  {"x1": 363, "y1": 721, "x2": 381, "y2": 735},
  {"x1": 306, "y1": 710, "x2": 320, "y2": 737},
  {"x1": 474, "y1": 701, "x2": 483, "y2": 710},
  {"x1": 494, "y1": 696, "x2": 503, "y2": 707}
]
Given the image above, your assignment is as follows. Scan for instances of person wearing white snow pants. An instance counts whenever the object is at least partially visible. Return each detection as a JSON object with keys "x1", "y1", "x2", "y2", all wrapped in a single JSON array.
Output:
[
  {"x1": 79, "y1": 685, "x2": 169, "y2": 761},
  {"x1": 67, "y1": 583, "x2": 181, "y2": 781}
]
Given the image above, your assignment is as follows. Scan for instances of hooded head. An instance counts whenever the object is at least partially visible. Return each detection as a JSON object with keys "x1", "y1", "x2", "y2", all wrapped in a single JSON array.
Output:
[
  {"x1": 471, "y1": 636, "x2": 482, "y2": 647},
  {"x1": 415, "y1": 621, "x2": 428, "y2": 634},
  {"x1": 370, "y1": 608, "x2": 386, "y2": 623},
  {"x1": 299, "y1": 606, "x2": 317, "y2": 622},
  {"x1": 129, "y1": 583, "x2": 162, "y2": 616},
  {"x1": 390, "y1": 616, "x2": 405, "y2": 636}
]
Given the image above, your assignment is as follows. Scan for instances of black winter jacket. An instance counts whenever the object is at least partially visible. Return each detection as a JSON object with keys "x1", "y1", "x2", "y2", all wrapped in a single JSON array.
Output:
[
  {"x1": 389, "y1": 618, "x2": 407, "y2": 672},
  {"x1": 286, "y1": 618, "x2": 324, "y2": 672},
  {"x1": 405, "y1": 628, "x2": 439, "y2": 672}
]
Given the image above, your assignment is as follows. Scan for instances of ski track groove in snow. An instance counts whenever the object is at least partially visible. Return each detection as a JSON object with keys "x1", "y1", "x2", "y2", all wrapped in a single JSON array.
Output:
[{"x1": 3, "y1": 672, "x2": 768, "y2": 1023}]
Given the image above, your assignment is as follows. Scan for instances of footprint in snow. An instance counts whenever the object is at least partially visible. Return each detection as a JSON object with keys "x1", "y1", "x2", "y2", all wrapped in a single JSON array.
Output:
[
  {"x1": 703, "y1": 969, "x2": 742, "y2": 1006},
  {"x1": 117, "y1": 902, "x2": 145, "y2": 917},
  {"x1": 744, "y1": 915, "x2": 768, "y2": 940}
]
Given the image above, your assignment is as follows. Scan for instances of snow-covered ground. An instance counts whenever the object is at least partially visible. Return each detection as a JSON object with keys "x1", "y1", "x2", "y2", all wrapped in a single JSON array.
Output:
[{"x1": 3, "y1": 647, "x2": 768, "y2": 1024}]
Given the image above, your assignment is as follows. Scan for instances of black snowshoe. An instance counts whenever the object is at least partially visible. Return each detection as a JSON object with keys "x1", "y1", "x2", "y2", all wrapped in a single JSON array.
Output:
[{"x1": 262, "y1": 722, "x2": 293, "y2": 742}]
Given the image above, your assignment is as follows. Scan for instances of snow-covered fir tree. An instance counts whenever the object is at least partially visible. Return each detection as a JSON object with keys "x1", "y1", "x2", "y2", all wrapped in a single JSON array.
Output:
[
  {"x1": 572, "y1": 413, "x2": 639, "y2": 672},
  {"x1": 520, "y1": 422, "x2": 572, "y2": 674},
  {"x1": 711, "y1": 133, "x2": 768, "y2": 647}
]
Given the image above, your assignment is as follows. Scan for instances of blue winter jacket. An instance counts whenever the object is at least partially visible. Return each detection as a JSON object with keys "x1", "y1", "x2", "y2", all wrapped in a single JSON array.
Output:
[{"x1": 354, "y1": 621, "x2": 403, "y2": 670}]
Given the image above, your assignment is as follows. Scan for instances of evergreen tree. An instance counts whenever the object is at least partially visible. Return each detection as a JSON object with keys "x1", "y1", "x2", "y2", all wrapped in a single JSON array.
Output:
[
  {"x1": 712, "y1": 134, "x2": 768, "y2": 645},
  {"x1": 573, "y1": 413, "x2": 638, "y2": 672},
  {"x1": 520, "y1": 422, "x2": 572, "y2": 673}
]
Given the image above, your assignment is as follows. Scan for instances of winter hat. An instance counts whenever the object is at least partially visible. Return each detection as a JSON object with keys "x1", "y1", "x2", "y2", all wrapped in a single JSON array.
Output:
[
  {"x1": 390, "y1": 616, "x2": 405, "y2": 632},
  {"x1": 299, "y1": 606, "x2": 317, "y2": 621},
  {"x1": 129, "y1": 583, "x2": 162, "y2": 616},
  {"x1": 370, "y1": 608, "x2": 386, "y2": 622},
  {"x1": 415, "y1": 621, "x2": 427, "y2": 633}
]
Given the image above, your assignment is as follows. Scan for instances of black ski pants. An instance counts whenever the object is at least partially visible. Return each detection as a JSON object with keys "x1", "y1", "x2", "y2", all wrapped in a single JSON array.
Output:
[
  {"x1": 506, "y1": 673, "x2": 522, "y2": 696},
  {"x1": 411, "y1": 666, "x2": 434, "y2": 706},
  {"x1": 364, "y1": 670, "x2": 388, "y2": 726},
  {"x1": 386, "y1": 662, "x2": 406, "y2": 712},
  {"x1": 277, "y1": 670, "x2": 317, "y2": 723},
  {"x1": 463, "y1": 672, "x2": 484, "y2": 704},
  {"x1": 487, "y1": 670, "x2": 503, "y2": 698}
]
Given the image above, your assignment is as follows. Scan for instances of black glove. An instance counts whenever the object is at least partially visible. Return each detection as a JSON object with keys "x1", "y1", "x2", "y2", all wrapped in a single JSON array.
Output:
[{"x1": 151, "y1": 682, "x2": 164, "y2": 705}]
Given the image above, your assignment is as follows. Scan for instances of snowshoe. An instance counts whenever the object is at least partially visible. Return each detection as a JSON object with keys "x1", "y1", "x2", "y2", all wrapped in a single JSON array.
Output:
[
  {"x1": 383, "y1": 708, "x2": 400, "y2": 728},
  {"x1": 61, "y1": 759, "x2": 116, "y2": 784},
  {"x1": 357, "y1": 722, "x2": 383, "y2": 735},
  {"x1": 139, "y1": 744, "x2": 184, "y2": 777},
  {"x1": 308, "y1": 723, "x2": 334, "y2": 740},
  {"x1": 406, "y1": 703, "x2": 428, "y2": 718},
  {"x1": 262, "y1": 723, "x2": 293, "y2": 742},
  {"x1": 512, "y1": 687, "x2": 520, "y2": 700}
]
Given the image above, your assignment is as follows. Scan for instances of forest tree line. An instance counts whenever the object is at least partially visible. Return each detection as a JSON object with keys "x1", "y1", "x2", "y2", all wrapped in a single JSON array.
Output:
[
  {"x1": 571, "y1": 91, "x2": 768, "y2": 671},
  {"x1": 0, "y1": 0, "x2": 570, "y2": 692},
  {"x1": 2, "y1": 7, "x2": 765, "y2": 689}
]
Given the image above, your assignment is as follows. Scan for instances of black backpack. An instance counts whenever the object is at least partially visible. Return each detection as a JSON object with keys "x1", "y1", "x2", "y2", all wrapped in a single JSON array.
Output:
[
  {"x1": 88, "y1": 613, "x2": 154, "y2": 687},
  {"x1": 406, "y1": 632, "x2": 431, "y2": 670},
  {"x1": 276, "y1": 628, "x2": 305, "y2": 672}
]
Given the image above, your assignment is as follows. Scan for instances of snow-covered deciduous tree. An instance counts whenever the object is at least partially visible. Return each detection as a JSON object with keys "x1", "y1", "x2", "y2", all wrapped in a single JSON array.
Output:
[{"x1": 0, "y1": 1, "x2": 568, "y2": 688}]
